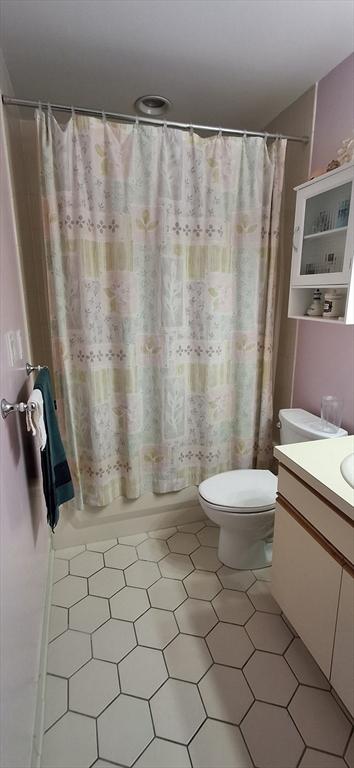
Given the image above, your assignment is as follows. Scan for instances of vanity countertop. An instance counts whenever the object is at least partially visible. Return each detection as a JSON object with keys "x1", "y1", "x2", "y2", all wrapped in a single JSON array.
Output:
[{"x1": 274, "y1": 435, "x2": 354, "y2": 521}]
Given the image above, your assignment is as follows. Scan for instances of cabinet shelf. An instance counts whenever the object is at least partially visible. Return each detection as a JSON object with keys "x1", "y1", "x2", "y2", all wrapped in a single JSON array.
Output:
[
  {"x1": 289, "y1": 314, "x2": 345, "y2": 324},
  {"x1": 303, "y1": 226, "x2": 347, "y2": 240}
]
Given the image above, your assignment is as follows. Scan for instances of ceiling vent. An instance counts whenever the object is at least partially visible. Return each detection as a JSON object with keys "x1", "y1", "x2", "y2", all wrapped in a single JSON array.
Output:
[{"x1": 134, "y1": 95, "x2": 171, "y2": 117}]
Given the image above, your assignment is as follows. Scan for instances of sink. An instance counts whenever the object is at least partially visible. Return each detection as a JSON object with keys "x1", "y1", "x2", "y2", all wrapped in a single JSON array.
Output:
[{"x1": 340, "y1": 453, "x2": 354, "y2": 489}]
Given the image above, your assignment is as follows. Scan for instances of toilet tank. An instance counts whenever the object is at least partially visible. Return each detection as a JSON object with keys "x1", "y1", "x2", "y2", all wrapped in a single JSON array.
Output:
[{"x1": 279, "y1": 408, "x2": 348, "y2": 444}]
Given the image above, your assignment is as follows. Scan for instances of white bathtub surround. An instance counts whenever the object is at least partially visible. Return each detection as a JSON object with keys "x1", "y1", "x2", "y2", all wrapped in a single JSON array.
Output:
[{"x1": 41, "y1": 520, "x2": 352, "y2": 768}]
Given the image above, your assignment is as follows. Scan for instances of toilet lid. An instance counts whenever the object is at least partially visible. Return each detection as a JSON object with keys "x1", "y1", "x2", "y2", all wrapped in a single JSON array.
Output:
[{"x1": 199, "y1": 470, "x2": 277, "y2": 512}]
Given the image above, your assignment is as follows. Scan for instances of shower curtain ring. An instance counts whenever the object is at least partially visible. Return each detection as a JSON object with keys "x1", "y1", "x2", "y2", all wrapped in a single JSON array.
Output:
[
  {"x1": 102, "y1": 109, "x2": 107, "y2": 124},
  {"x1": 47, "y1": 102, "x2": 52, "y2": 117}
]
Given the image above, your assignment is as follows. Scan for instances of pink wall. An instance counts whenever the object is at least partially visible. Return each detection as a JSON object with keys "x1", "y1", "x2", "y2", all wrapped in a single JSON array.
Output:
[
  {"x1": 0, "y1": 61, "x2": 49, "y2": 768},
  {"x1": 293, "y1": 54, "x2": 354, "y2": 433}
]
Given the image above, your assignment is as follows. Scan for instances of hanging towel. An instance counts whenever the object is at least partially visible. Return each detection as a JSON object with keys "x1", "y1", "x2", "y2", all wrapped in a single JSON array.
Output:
[
  {"x1": 26, "y1": 389, "x2": 47, "y2": 450},
  {"x1": 34, "y1": 368, "x2": 74, "y2": 531}
]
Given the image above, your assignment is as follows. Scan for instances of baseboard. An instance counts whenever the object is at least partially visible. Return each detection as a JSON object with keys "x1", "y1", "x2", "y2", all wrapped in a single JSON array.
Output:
[{"x1": 31, "y1": 545, "x2": 54, "y2": 768}]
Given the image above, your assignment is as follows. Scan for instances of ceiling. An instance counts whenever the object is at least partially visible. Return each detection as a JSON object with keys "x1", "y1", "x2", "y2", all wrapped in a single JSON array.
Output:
[{"x1": 0, "y1": 0, "x2": 353, "y2": 130}]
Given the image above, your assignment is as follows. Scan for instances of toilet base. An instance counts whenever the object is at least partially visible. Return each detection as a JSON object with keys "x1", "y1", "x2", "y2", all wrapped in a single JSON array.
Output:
[{"x1": 218, "y1": 527, "x2": 273, "y2": 570}]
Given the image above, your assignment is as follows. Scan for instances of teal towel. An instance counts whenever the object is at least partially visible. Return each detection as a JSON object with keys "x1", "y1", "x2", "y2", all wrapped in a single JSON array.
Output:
[{"x1": 34, "y1": 368, "x2": 74, "y2": 531}]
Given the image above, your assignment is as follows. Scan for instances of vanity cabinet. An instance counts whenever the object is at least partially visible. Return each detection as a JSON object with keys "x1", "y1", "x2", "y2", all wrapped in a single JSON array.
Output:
[
  {"x1": 331, "y1": 568, "x2": 354, "y2": 715},
  {"x1": 272, "y1": 460, "x2": 354, "y2": 715},
  {"x1": 288, "y1": 162, "x2": 354, "y2": 324}
]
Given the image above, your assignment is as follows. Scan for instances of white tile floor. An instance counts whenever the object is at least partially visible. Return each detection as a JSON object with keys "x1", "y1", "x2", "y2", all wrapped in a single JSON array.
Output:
[{"x1": 42, "y1": 521, "x2": 353, "y2": 768}]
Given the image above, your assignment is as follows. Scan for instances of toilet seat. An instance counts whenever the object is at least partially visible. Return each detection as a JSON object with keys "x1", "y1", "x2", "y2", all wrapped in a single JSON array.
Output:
[{"x1": 198, "y1": 469, "x2": 277, "y2": 514}]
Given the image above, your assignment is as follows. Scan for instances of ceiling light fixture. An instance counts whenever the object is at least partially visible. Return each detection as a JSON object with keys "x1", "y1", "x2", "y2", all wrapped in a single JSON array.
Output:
[{"x1": 134, "y1": 95, "x2": 171, "y2": 117}]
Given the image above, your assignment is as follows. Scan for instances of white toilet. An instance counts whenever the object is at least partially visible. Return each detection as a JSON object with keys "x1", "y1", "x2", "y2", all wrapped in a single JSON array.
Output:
[{"x1": 198, "y1": 408, "x2": 348, "y2": 570}]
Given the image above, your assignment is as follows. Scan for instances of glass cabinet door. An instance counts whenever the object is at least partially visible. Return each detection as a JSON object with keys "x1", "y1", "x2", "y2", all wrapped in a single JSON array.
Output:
[{"x1": 297, "y1": 180, "x2": 352, "y2": 284}]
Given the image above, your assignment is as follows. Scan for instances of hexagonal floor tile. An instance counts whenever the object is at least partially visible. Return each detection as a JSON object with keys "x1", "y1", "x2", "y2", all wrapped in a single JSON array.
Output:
[
  {"x1": 148, "y1": 578, "x2": 187, "y2": 610},
  {"x1": 191, "y1": 547, "x2": 221, "y2": 572},
  {"x1": 69, "y1": 550, "x2": 104, "y2": 577},
  {"x1": 289, "y1": 686, "x2": 352, "y2": 755},
  {"x1": 252, "y1": 566, "x2": 272, "y2": 581},
  {"x1": 135, "y1": 608, "x2": 178, "y2": 649},
  {"x1": 149, "y1": 527, "x2": 177, "y2": 540},
  {"x1": 89, "y1": 567, "x2": 125, "y2": 598},
  {"x1": 184, "y1": 571, "x2": 222, "y2": 601},
  {"x1": 119, "y1": 532, "x2": 148, "y2": 545},
  {"x1": 86, "y1": 538, "x2": 117, "y2": 552},
  {"x1": 69, "y1": 659, "x2": 119, "y2": 716},
  {"x1": 345, "y1": 731, "x2": 354, "y2": 768},
  {"x1": 110, "y1": 586, "x2": 149, "y2": 621},
  {"x1": 197, "y1": 527, "x2": 219, "y2": 547},
  {"x1": 69, "y1": 595, "x2": 109, "y2": 633},
  {"x1": 206, "y1": 623, "x2": 254, "y2": 668},
  {"x1": 44, "y1": 675, "x2": 67, "y2": 730},
  {"x1": 299, "y1": 750, "x2": 347, "y2": 768},
  {"x1": 246, "y1": 612, "x2": 293, "y2": 654},
  {"x1": 52, "y1": 558, "x2": 68, "y2": 583},
  {"x1": 125, "y1": 560, "x2": 160, "y2": 588},
  {"x1": 47, "y1": 630, "x2": 91, "y2": 677},
  {"x1": 137, "y1": 539, "x2": 169, "y2": 561},
  {"x1": 199, "y1": 664, "x2": 253, "y2": 724},
  {"x1": 104, "y1": 544, "x2": 137, "y2": 569},
  {"x1": 92, "y1": 761, "x2": 124, "y2": 768},
  {"x1": 48, "y1": 605, "x2": 68, "y2": 642},
  {"x1": 134, "y1": 738, "x2": 191, "y2": 768},
  {"x1": 42, "y1": 712, "x2": 97, "y2": 768},
  {"x1": 52, "y1": 575, "x2": 87, "y2": 608},
  {"x1": 218, "y1": 566, "x2": 256, "y2": 592},
  {"x1": 164, "y1": 634, "x2": 212, "y2": 683},
  {"x1": 151, "y1": 678, "x2": 205, "y2": 744},
  {"x1": 119, "y1": 646, "x2": 168, "y2": 698},
  {"x1": 285, "y1": 638, "x2": 330, "y2": 689},
  {"x1": 241, "y1": 701, "x2": 304, "y2": 768},
  {"x1": 92, "y1": 618, "x2": 136, "y2": 663},
  {"x1": 178, "y1": 521, "x2": 205, "y2": 533},
  {"x1": 212, "y1": 589, "x2": 254, "y2": 625},
  {"x1": 189, "y1": 719, "x2": 252, "y2": 768},
  {"x1": 55, "y1": 545, "x2": 85, "y2": 560},
  {"x1": 175, "y1": 598, "x2": 217, "y2": 636},
  {"x1": 244, "y1": 651, "x2": 298, "y2": 705},
  {"x1": 247, "y1": 581, "x2": 281, "y2": 614},
  {"x1": 159, "y1": 553, "x2": 194, "y2": 579},
  {"x1": 98, "y1": 694, "x2": 153, "y2": 766},
  {"x1": 168, "y1": 532, "x2": 199, "y2": 554}
]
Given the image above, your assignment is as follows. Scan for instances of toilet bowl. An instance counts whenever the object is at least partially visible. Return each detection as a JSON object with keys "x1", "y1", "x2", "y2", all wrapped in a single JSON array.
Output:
[
  {"x1": 198, "y1": 408, "x2": 348, "y2": 570},
  {"x1": 198, "y1": 470, "x2": 277, "y2": 569}
]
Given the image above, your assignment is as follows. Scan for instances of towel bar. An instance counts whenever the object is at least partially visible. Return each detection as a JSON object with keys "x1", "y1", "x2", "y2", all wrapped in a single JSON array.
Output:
[
  {"x1": 1, "y1": 398, "x2": 36, "y2": 420},
  {"x1": 26, "y1": 362, "x2": 44, "y2": 375}
]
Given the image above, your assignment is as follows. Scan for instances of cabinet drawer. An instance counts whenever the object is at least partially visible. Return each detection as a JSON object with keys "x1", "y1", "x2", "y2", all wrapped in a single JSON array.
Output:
[
  {"x1": 331, "y1": 567, "x2": 354, "y2": 716},
  {"x1": 278, "y1": 465, "x2": 354, "y2": 565},
  {"x1": 272, "y1": 498, "x2": 342, "y2": 677}
]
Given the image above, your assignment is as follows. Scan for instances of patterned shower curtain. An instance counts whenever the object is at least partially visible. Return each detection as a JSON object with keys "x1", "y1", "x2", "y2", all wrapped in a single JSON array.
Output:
[{"x1": 36, "y1": 111, "x2": 286, "y2": 507}]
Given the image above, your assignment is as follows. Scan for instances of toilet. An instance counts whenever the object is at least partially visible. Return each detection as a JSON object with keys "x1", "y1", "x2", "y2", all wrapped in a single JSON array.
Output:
[{"x1": 198, "y1": 408, "x2": 348, "y2": 570}]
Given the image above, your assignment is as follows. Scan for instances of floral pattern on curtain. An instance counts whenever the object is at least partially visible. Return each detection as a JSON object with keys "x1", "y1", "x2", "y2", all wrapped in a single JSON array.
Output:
[{"x1": 37, "y1": 111, "x2": 286, "y2": 506}]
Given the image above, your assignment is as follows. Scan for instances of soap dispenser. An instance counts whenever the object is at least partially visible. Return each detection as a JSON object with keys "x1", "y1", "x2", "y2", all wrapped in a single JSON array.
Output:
[{"x1": 306, "y1": 289, "x2": 323, "y2": 316}]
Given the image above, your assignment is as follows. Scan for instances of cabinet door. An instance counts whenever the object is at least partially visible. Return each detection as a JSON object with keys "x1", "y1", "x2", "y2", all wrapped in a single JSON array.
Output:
[
  {"x1": 330, "y1": 567, "x2": 354, "y2": 716},
  {"x1": 271, "y1": 500, "x2": 342, "y2": 677},
  {"x1": 291, "y1": 165, "x2": 354, "y2": 287}
]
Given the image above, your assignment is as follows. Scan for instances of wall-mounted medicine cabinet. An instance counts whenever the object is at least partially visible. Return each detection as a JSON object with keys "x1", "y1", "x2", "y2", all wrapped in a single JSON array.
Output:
[{"x1": 288, "y1": 162, "x2": 354, "y2": 324}]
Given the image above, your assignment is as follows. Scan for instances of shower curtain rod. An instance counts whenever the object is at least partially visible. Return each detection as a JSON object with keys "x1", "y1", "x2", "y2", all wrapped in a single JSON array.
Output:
[{"x1": 2, "y1": 94, "x2": 308, "y2": 144}]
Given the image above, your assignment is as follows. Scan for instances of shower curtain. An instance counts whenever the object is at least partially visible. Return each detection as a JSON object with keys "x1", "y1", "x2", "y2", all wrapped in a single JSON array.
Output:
[{"x1": 37, "y1": 111, "x2": 286, "y2": 506}]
